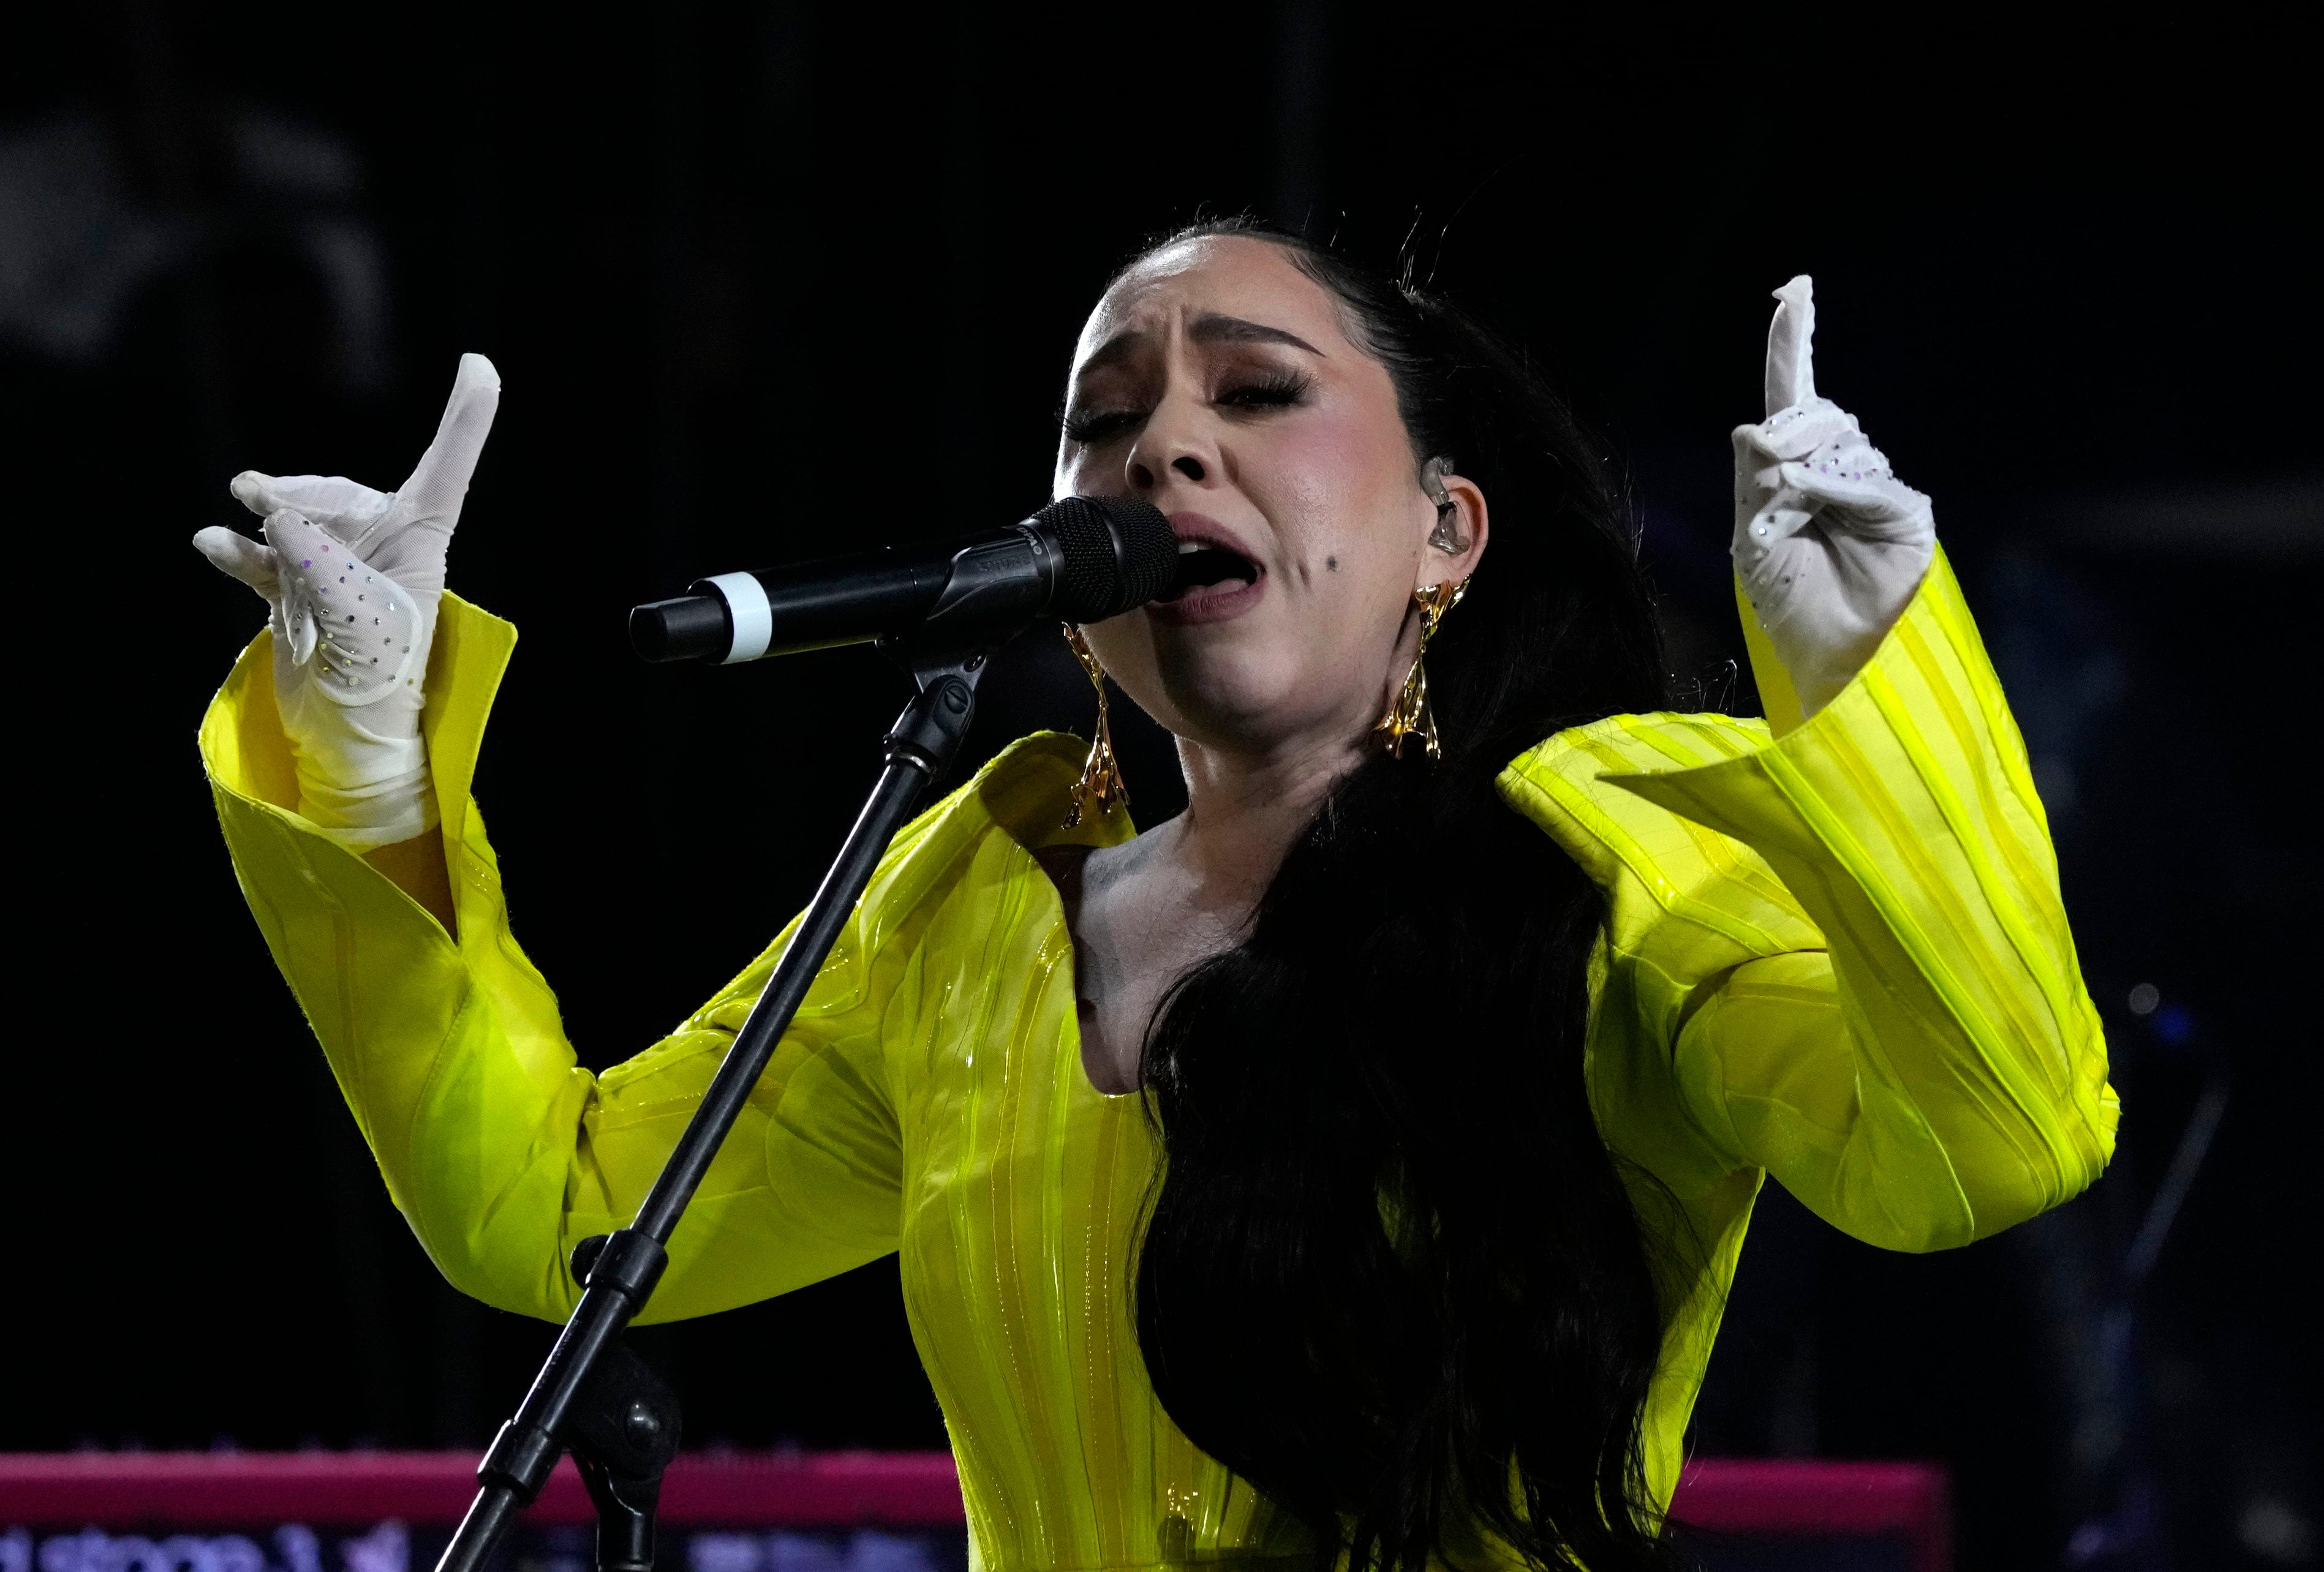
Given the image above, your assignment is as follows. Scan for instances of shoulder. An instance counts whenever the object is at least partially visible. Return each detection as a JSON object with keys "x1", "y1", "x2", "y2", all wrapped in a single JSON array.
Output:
[
  {"x1": 852, "y1": 731, "x2": 1125, "y2": 957},
  {"x1": 682, "y1": 732, "x2": 1104, "y2": 1044},
  {"x1": 1496, "y1": 711, "x2": 1775, "y2": 913},
  {"x1": 1496, "y1": 712, "x2": 1821, "y2": 974}
]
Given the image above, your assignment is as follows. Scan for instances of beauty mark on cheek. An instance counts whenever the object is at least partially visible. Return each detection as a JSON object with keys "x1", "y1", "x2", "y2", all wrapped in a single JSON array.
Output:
[{"x1": 1326, "y1": 556, "x2": 1338, "y2": 571}]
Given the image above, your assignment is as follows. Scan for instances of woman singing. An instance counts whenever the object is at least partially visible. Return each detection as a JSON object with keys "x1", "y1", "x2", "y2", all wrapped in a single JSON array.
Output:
[{"x1": 195, "y1": 222, "x2": 2116, "y2": 1571}]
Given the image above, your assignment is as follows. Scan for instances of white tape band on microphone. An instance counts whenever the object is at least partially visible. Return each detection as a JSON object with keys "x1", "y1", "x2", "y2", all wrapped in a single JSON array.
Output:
[{"x1": 706, "y1": 571, "x2": 772, "y2": 663}]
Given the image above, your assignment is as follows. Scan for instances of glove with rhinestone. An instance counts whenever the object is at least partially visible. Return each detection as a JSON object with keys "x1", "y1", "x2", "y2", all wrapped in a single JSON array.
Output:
[
  {"x1": 195, "y1": 353, "x2": 500, "y2": 852},
  {"x1": 1731, "y1": 277, "x2": 1935, "y2": 717}
]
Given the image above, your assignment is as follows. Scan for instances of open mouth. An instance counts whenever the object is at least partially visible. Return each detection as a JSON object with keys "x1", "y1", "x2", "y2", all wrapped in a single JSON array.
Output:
[{"x1": 1161, "y1": 543, "x2": 1261, "y2": 601}]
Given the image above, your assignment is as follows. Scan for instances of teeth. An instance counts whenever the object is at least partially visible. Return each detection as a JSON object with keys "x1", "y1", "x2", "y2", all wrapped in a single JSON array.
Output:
[{"x1": 1177, "y1": 541, "x2": 1201, "y2": 554}]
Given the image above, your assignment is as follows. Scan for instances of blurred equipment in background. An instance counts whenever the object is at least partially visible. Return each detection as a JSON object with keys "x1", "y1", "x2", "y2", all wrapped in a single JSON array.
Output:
[
  {"x1": 0, "y1": 1453, "x2": 1952, "y2": 1572},
  {"x1": 0, "y1": 105, "x2": 387, "y2": 388}
]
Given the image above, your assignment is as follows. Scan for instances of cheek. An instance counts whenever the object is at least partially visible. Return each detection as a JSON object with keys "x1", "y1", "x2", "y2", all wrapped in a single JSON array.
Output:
[{"x1": 1242, "y1": 412, "x2": 1417, "y2": 601}]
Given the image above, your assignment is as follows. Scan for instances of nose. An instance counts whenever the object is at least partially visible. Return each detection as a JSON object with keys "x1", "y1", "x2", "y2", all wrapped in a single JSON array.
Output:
[{"x1": 1125, "y1": 393, "x2": 1216, "y2": 494}]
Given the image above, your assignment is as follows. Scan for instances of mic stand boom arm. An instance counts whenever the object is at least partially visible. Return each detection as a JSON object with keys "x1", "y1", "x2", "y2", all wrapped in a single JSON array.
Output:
[{"x1": 434, "y1": 644, "x2": 994, "y2": 1572}]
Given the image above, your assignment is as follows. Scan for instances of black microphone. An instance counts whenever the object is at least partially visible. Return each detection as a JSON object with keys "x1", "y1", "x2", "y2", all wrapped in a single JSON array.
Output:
[{"x1": 630, "y1": 495, "x2": 1177, "y2": 664}]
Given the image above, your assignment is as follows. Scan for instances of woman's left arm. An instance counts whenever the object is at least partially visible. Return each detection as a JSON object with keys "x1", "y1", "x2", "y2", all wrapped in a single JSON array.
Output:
[
  {"x1": 1605, "y1": 283, "x2": 2116, "y2": 1250},
  {"x1": 1616, "y1": 552, "x2": 2118, "y2": 1251}
]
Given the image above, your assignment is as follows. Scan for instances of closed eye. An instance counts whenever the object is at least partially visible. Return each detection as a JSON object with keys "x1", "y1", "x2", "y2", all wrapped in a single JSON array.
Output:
[
  {"x1": 1062, "y1": 405, "x2": 1146, "y2": 445},
  {"x1": 1062, "y1": 368, "x2": 1311, "y2": 443},
  {"x1": 1215, "y1": 369, "x2": 1311, "y2": 413}
]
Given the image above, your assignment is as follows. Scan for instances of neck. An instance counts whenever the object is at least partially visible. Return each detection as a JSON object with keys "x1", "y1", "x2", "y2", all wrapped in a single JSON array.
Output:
[{"x1": 1158, "y1": 724, "x2": 1368, "y2": 914}]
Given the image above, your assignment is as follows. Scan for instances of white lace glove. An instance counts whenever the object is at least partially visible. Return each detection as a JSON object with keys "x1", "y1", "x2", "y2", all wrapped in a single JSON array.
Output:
[
  {"x1": 195, "y1": 353, "x2": 500, "y2": 851},
  {"x1": 1731, "y1": 277, "x2": 1935, "y2": 717}
]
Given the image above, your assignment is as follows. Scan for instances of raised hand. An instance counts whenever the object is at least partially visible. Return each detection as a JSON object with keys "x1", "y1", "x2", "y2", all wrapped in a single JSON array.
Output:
[
  {"x1": 1731, "y1": 279, "x2": 1934, "y2": 716},
  {"x1": 195, "y1": 353, "x2": 500, "y2": 850}
]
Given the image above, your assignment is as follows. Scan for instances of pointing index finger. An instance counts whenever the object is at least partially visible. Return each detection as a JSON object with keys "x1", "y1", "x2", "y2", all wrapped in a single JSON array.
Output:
[
  {"x1": 1764, "y1": 275, "x2": 1816, "y2": 419},
  {"x1": 398, "y1": 352, "x2": 502, "y2": 520}
]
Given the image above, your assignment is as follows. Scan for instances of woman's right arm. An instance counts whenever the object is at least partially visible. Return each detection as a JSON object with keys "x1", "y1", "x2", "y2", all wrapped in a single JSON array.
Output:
[
  {"x1": 203, "y1": 594, "x2": 913, "y2": 1323},
  {"x1": 198, "y1": 364, "x2": 910, "y2": 1323}
]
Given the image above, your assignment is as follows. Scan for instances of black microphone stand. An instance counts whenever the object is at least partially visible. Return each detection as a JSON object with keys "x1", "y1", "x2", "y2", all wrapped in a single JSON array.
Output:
[{"x1": 434, "y1": 642, "x2": 992, "y2": 1572}]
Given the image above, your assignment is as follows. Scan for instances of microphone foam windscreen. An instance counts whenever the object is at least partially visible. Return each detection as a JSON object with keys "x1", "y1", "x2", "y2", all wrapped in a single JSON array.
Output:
[{"x1": 1039, "y1": 495, "x2": 1177, "y2": 622}]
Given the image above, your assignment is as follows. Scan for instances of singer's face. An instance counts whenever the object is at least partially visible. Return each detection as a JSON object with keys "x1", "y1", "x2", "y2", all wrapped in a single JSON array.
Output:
[{"x1": 1054, "y1": 235, "x2": 1488, "y2": 760}]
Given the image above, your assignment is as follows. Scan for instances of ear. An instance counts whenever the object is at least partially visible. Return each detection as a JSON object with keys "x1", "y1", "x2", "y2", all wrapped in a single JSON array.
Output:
[{"x1": 1418, "y1": 472, "x2": 1490, "y2": 590}]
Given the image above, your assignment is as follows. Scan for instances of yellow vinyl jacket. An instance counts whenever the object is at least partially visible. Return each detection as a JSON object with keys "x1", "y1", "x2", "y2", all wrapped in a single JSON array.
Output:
[{"x1": 202, "y1": 549, "x2": 2115, "y2": 1569}]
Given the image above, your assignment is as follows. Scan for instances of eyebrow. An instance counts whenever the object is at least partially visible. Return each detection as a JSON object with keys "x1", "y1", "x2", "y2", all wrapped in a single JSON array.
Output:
[
  {"x1": 1080, "y1": 312, "x2": 1326, "y2": 372},
  {"x1": 1189, "y1": 312, "x2": 1326, "y2": 355}
]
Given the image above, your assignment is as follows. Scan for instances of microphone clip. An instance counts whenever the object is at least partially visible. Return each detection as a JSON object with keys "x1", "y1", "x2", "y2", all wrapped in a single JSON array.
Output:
[{"x1": 878, "y1": 643, "x2": 991, "y2": 780}]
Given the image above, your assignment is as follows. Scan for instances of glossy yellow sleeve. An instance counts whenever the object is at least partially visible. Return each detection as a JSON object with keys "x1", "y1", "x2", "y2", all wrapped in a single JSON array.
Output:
[
  {"x1": 1613, "y1": 550, "x2": 2119, "y2": 1250},
  {"x1": 199, "y1": 595, "x2": 912, "y2": 1323}
]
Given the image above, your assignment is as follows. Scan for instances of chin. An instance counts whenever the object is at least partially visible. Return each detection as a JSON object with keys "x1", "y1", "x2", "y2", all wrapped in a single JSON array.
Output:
[{"x1": 1141, "y1": 637, "x2": 1334, "y2": 753}]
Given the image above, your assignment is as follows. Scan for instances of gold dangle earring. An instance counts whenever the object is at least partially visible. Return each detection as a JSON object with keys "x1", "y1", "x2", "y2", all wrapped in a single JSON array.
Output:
[
  {"x1": 1062, "y1": 623, "x2": 1129, "y2": 829},
  {"x1": 1375, "y1": 457, "x2": 1472, "y2": 761},
  {"x1": 1374, "y1": 579, "x2": 1468, "y2": 761}
]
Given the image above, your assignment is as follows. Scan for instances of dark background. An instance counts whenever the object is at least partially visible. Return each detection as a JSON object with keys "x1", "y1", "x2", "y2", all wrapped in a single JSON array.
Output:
[{"x1": 5, "y1": 6, "x2": 2316, "y2": 1570}]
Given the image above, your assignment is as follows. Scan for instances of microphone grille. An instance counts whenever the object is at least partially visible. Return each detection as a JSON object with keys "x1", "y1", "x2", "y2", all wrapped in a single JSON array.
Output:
[{"x1": 1037, "y1": 495, "x2": 1177, "y2": 622}]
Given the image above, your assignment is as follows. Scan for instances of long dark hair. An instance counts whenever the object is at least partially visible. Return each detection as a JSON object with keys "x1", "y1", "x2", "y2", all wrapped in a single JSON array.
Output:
[{"x1": 1126, "y1": 220, "x2": 1679, "y2": 1572}]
